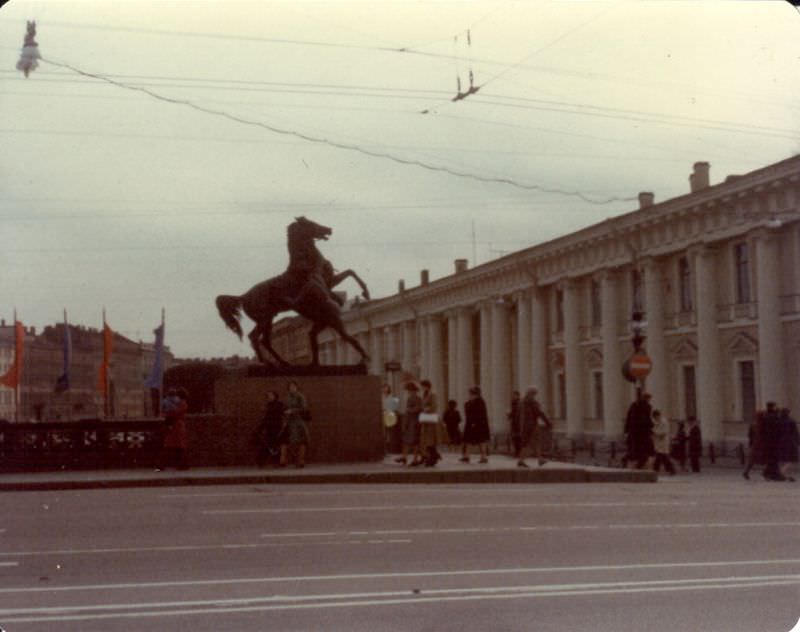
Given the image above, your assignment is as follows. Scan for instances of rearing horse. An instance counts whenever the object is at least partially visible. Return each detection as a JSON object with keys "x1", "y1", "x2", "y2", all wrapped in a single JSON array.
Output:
[{"x1": 215, "y1": 217, "x2": 370, "y2": 366}]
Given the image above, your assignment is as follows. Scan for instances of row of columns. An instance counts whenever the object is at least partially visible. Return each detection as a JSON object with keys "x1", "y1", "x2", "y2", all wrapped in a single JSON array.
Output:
[{"x1": 320, "y1": 228, "x2": 786, "y2": 443}]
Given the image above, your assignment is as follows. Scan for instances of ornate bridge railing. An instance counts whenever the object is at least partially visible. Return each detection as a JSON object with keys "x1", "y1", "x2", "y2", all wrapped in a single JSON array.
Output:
[{"x1": 0, "y1": 419, "x2": 168, "y2": 472}]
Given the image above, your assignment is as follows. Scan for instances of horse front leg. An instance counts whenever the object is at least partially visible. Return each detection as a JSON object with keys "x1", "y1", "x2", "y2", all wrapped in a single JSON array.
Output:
[
  {"x1": 330, "y1": 269, "x2": 370, "y2": 300},
  {"x1": 248, "y1": 325, "x2": 269, "y2": 364},
  {"x1": 259, "y1": 319, "x2": 292, "y2": 367},
  {"x1": 307, "y1": 322, "x2": 325, "y2": 366}
]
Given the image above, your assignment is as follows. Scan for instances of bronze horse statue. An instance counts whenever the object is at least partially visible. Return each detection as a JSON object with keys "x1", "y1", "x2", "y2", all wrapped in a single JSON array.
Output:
[{"x1": 216, "y1": 217, "x2": 370, "y2": 366}]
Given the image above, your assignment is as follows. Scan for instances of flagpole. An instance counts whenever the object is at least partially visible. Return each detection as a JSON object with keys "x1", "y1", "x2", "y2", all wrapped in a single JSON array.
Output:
[
  {"x1": 159, "y1": 307, "x2": 165, "y2": 417},
  {"x1": 13, "y1": 308, "x2": 19, "y2": 423},
  {"x1": 102, "y1": 307, "x2": 108, "y2": 419},
  {"x1": 65, "y1": 308, "x2": 71, "y2": 421}
]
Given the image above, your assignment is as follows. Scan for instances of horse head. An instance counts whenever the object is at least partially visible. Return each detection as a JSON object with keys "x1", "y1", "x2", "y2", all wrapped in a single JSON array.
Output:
[{"x1": 290, "y1": 216, "x2": 332, "y2": 243}]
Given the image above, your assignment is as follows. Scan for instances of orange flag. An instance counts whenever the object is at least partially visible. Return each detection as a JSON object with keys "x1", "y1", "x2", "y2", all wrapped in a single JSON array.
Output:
[
  {"x1": 0, "y1": 321, "x2": 24, "y2": 389},
  {"x1": 96, "y1": 322, "x2": 114, "y2": 393}
]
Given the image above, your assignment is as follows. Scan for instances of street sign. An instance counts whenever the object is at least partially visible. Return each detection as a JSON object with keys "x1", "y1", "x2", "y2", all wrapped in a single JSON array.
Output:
[{"x1": 628, "y1": 353, "x2": 652, "y2": 378}]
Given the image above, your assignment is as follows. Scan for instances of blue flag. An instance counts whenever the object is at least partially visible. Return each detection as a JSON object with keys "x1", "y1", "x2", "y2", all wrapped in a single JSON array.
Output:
[
  {"x1": 54, "y1": 317, "x2": 72, "y2": 392},
  {"x1": 144, "y1": 323, "x2": 165, "y2": 389}
]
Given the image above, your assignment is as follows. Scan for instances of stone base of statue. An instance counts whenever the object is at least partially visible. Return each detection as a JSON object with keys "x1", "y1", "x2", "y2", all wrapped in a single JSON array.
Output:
[{"x1": 213, "y1": 367, "x2": 383, "y2": 464}]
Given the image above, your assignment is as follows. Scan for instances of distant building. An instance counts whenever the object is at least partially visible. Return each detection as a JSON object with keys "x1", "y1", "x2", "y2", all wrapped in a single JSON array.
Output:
[
  {"x1": 272, "y1": 156, "x2": 800, "y2": 448},
  {"x1": 0, "y1": 321, "x2": 174, "y2": 421}
]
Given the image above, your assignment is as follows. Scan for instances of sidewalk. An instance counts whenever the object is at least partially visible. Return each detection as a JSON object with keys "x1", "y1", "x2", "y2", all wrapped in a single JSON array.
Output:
[{"x1": 0, "y1": 453, "x2": 655, "y2": 492}]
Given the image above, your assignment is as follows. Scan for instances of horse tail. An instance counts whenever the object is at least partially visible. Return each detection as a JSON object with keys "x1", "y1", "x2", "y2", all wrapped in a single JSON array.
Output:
[{"x1": 216, "y1": 295, "x2": 243, "y2": 340}]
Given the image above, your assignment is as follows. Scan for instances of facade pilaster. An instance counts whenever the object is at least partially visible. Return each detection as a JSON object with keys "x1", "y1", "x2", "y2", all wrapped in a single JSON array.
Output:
[
  {"x1": 515, "y1": 290, "x2": 532, "y2": 393},
  {"x1": 530, "y1": 285, "x2": 549, "y2": 411},
  {"x1": 563, "y1": 279, "x2": 583, "y2": 438},
  {"x1": 756, "y1": 228, "x2": 786, "y2": 405},
  {"x1": 490, "y1": 298, "x2": 512, "y2": 437},
  {"x1": 479, "y1": 301, "x2": 493, "y2": 403},
  {"x1": 401, "y1": 320, "x2": 416, "y2": 379},
  {"x1": 694, "y1": 245, "x2": 724, "y2": 442},
  {"x1": 642, "y1": 258, "x2": 668, "y2": 413},
  {"x1": 600, "y1": 269, "x2": 624, "y2": 438},
  {"x1": 447, "y1": 312, "x2": 458, "y2": 403},
  {"x1": 384, "y1": 325, "x2": 397, "y2": 364},
  {"x1": 427, "y1": 316, "x2": 446, "y2": 406},
  {"x1": 456, "y1": 307, "x2": 475, "y2": 404},
  {"x1": 369, "y1": 327, "x2": 384, "y2": 378}
]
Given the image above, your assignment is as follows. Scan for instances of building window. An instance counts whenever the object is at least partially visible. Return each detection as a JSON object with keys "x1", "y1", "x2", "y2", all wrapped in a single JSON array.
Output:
[
  {"x1": 590, "y1": 279, "x2": 602, "y2": 327},
  {"x1": 555, "y1": 289, "x2": 564, "y2": 332},
  {"x1": 739, "y1": 360, "x2": 756, "y2": 423},
  {"x1": 734, "y1": 242, "x2": 751, "y2": 304},
  {"x1": 631, "y1": 268, "x2": 644, "y2": 313},
  {"x1": 678, "y1": 256, "x2": 693, "y2": 312},
  {"x1": 683, "y1": 364, "x2": 697, "y2": 420},
  {"x1": 592, "y1": 370, "x2": 603, "y2": 419},
  {"x1": 557, "y1": 371, "x2": 566, "y2": 419}
]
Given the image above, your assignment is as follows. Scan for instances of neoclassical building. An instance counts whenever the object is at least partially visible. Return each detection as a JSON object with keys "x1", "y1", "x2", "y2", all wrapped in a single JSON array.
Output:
[{"x1": 273, "y1": 156, "x2": 800, "y2": 448}]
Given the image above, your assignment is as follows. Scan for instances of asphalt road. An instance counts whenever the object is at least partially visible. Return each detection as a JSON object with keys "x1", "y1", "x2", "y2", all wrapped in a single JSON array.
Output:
[{"x1": 1, "y1": 470, "x2": 799, "y2": 632}]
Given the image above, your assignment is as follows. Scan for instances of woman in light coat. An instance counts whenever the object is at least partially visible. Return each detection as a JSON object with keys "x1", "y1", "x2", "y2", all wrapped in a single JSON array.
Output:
[{"x1": 651, "y1": 409, "x2": 676, "y2": 475}]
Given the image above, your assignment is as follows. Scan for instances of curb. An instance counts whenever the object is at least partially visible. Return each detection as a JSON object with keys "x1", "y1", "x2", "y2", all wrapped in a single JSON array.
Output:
[{"x1": 0, "y1": 467, "x2": 656, "y2": 492}]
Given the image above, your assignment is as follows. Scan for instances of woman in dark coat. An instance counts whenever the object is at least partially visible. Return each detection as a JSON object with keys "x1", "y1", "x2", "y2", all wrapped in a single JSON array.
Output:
[
  {"x1": 256, "y1": 390, "x2": 285, "y2": 467},
  {"x1": 461, "y1": 386, "x2": 490, "y2": 464},
  {"x1": 779, "y1": 408, "x2": 799, "y2": 482},
  {"x1": 398, "y1": 382, "x2": 423, "y2": 466},
  {"x1": 687, "y1": 416, "x2": 702, "y2": 473},
  {"x1": 443, "y1": 399, "x2": 462, "y2": 450}
]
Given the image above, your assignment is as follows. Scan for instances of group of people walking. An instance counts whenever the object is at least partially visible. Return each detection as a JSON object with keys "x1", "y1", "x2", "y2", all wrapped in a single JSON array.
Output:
[
  {"x1": 383, "y1": 382, "x2": 552, "y2": 468},
  {"x1": 742, "y1": 402, "x2": 799, "y2": 482},
  {"x1": 623, "y1": 392, "x2": 702, "y2": 474},
  {"x1": 254, "y1": 380, "x2": 312, "y2": 468}
]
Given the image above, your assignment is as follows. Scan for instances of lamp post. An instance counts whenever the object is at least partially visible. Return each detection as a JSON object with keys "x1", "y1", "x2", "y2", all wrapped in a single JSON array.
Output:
[{"x1": 622, "y1": 310, "x2": 651, "y2": 401}]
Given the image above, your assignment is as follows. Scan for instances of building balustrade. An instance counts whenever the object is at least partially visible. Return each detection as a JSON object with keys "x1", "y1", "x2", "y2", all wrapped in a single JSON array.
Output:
[
  {"x1": 780, "y1": 293, "x2": 800, "y2": 316},
  {"x1": 717, "y1": 302, "x2": 758, "y2": 323},
  {"x1": 0, "y1": 418, "x2": 168, "y2": 471}
]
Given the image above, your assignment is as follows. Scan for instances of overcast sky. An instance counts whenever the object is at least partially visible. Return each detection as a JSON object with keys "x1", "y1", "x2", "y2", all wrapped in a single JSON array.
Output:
[{"x1": 1, "y1": 0, "x2": 799, "y2": 359}]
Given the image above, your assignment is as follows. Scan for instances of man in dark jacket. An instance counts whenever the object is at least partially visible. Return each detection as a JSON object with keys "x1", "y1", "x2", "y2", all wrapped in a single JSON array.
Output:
[
  {"x1": 517, "y1": 386, "x2": 552, "y2": 468},
  {"x1": 762, "y1": 402, "x2": 785, "y2": 481},
  {"x1": 624, "y1": 392, "x2": 654, "y2": 469}
]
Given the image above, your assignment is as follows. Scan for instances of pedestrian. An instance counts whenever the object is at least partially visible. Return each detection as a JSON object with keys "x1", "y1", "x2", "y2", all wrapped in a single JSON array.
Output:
[
  {"x1": 517, "y1": 386, "x2": 552, "y2": 468},
  {"x1": 762, "y1": 402, "x2": 784, "y2": 481},
  {"x1": 651, "y1": 409, "x2": 676, "y2": 475},
  {"x1": 687, "y1": 415, "x2": 702, "y2": 473},
  {"x1": 779, "y1": 408, "x2": 798, "y2": 482},
  {"x1": 255, "y1": 390, "x2": 285, "y2": 468},
  {"x1": 671, "y1": 421, "x2": 688, "y2": 472},
  {"x1": 397, "y1": 381, "x2": 422, "y2": 466},
  {"x1": 624, "y1": 392, "x2": 654, "y2": 469},
  {"x1": 159, "y1": 387, "x2": 189, "y2": 471},
  {"x1": 418, "y1": 379, "x2": 443, "y2": 466},
  {"x1": 742, "y1": 410, "x2": 765, "y2": 480},
  {"x1": 443, "y1": 399, "x2": 462, "y2": 450},
  {"x1": 461, "y1": 386, "x2": 490, "y2": 464},
  {"x1": 279, "y1": 380, "x2": 310, "y2": 468},
  {"x1": 508, "y1": 390, "x2": 522, "y2": 458},
  {"x1": 382, "y1": 383, "x2": 400, "y2": 454}
]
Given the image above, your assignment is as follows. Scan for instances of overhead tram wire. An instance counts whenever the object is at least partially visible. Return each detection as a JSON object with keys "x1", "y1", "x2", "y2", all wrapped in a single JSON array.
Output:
[{"x1": 38, "y1": 56, "x2": 637, "y2": 205}]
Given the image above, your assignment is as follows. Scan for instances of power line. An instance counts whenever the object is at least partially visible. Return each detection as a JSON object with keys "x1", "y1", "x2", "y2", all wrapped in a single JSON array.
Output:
[{"x1": 38, "y1": 57, "x2": 637, "y2": 205}]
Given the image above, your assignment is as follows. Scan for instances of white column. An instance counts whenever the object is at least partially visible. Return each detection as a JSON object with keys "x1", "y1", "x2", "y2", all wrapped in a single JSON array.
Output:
[
  {"x1": 479, "y1": 301, "x2": 493, "y2": 401},
  {"x1": 563, "y1": 279, "x2": 583, "y2": 438},
  {"x1": 490, "y1": 298, "x2": 512, "y2": 438},
  {"x1": 401, "y1": 321, "x2": 415, "y2": 378},
  {"x1": 515, "y1": 290, "x2": 532, "y2": 393},
  {"x1": 530, "y1": 285, "x2": 549, "y2": 411},
  {"x1": 418, "y1": 319, "x2": 429, "y2": 379},
  {"x1": 643, "y1": 258, "x2": 668, "y2": 414},
  {"x1": 369, "y1": 327, "x2": 384, "y2": 377},
  {"x1": 694, "y1": 246, "x2": 723, "y2": 442},
  {"x1": 428, "y1": 316, "x2": 445, "y2": 405},
  {"x1": 447, "y1": 312, "x2": 458, "y2": 403},
  {"x1": 756, "y1": 228, "x2": 786, "y2": 406},
  {"x1": 601, "y1": 269, "x2": 624, "y2": 438},
  {"x1": 456, "y1": 307, "x2": 474, "y2": 405},
  {"x1": 385, "y1": 325, "x2": 397, "y2": 363}
]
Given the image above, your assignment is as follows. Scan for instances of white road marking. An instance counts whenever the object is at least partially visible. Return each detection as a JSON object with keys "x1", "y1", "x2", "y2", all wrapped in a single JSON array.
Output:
[
  {"x1": 260, "y1": 522, "x2": 800, "y2": 538},
  {"x1": 0, "y1": 539, "x2": 412, "y2": 558},
  {"x1": 0, "y1": 561, "x2": 18, "y2": 567},
  {"x1": 2, "y1": 574, "x2": 799, "y2": 623},
  {"x1": 203, "y1": 501, "x2": 696, "y2": 515},
  {"x1": 2, "y1": 558, "x2": 800, "y2": 594}
]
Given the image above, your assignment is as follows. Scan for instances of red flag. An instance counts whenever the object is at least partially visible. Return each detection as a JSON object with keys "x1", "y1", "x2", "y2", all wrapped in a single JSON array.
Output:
[
  {"x1": 96, "y1": 322, "x2": 114, "y2": 393},
  {"x1": 0, "y1": 321, "x2": 24, "y2": 389}
]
